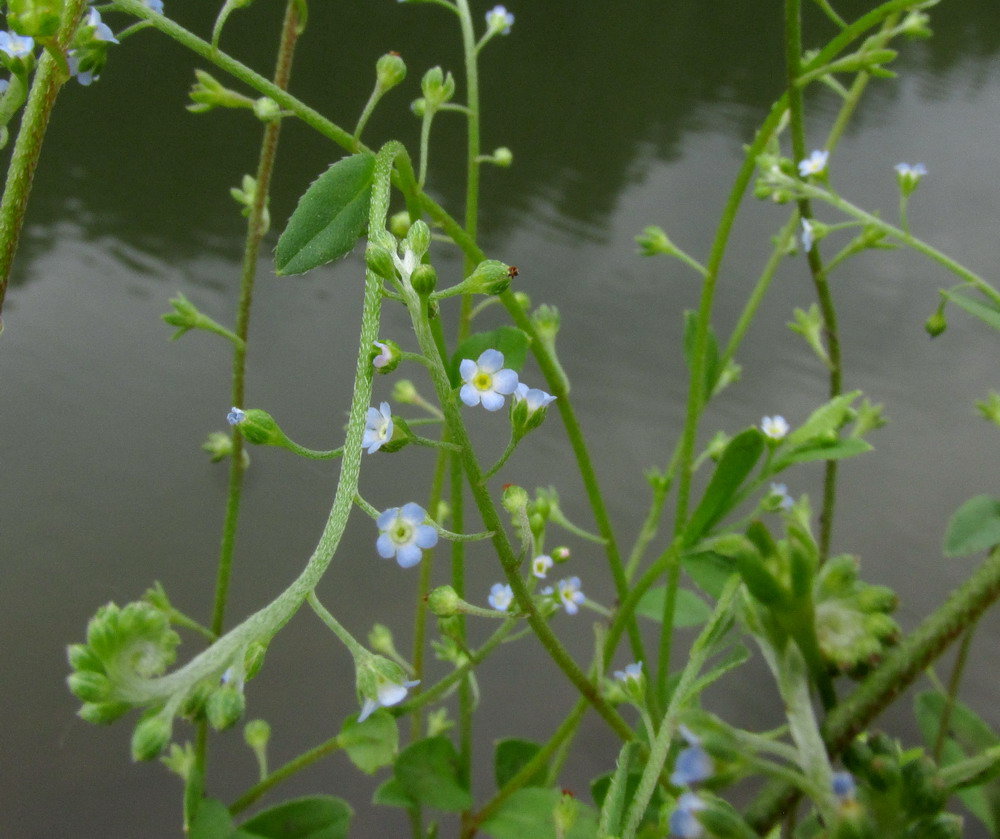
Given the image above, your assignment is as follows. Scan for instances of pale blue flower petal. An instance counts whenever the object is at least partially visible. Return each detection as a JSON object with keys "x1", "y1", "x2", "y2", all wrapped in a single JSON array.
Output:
[
  {"x1": 395, "y1": 543, "x2": 423, "y2": 568},
  {"x1": 671, "y1": 744, "x2": 714, "y2": 786},
  {"x1": 670, "y1": 792, "x2": 706, "y2": 839},
  {"x1": 460, "y1": 384, "x2": 481, "y2": 406},
  {"x1": 459, "y1": 358, "x2": 478, "y2": 381},
  {"x1": 400, "y1": 502, "x2": 427, "y2": 525},
  {"x1": 481, "y1": 390, "x2": 505, "y2": 412},
  {"x1": 477, "y1": 348, "x2": 504, "y2": 373},
  {"x1": 492, "y1": 368, "x2": 519, "y2": 394},
  {"x1": 376, "y1": 533, "x2": 396, "y2": 559},
  {"x1": 227, "y1": 407, "x2": 246, "y2": 426},
  {"x1": 377, "y1": 507, "x2": 399, "y2": 530},
  {"x1": 414, "y1": 524, "x2": 438, "y2": 550}
]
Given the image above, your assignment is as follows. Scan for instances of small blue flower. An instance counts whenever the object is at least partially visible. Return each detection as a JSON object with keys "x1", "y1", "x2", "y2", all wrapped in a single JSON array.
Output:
[
  {"x1": 0, "y1": 31, "x2": 34, "y2": 60},
  {"x1": 513, "y1": 382, "x2": 556, "y2": 412},
  {"x1": 670, "y1": 725, "x2": 715, "y2": 786},
  {"x1": 488, "y1": 582, "x2": 514, "y2": 611},
  {"x1": 531, "y1": 554, "x2": 553, "y2": 578},
  {"x1": 376, "y1": 503, "x2": 438, "y2": 568},
  {"x1": 832, "y1": 770, "x2": 856, "y2": 802},
  {"x1": 798, "y1": 149, "x2": 829, "y2": 177},
  {"x1": 372, "y1": 341, "x2": 392, "y2": 369},
  {"x1": 486, "y1": 5, "x2": 515, "y2": 35},
  {"x1": 86, "y1": 7, "x2": 118, "y2": 43},
  {"x1": 358, "y1": 675, "x2": 419, "y2": 722},
  {"x1": 459, "y1": 349, "x2": 519, "y2": 411},
  {"x1": 770, "y1": 482, "x2": 794, "y2": 511},
  {"x1": 761, "y1": 415, "x2": 789, "y2": 440},
  {"x1": 894, "y1": 162, "x2": 927, "y2": 180},
  {"x1": 363, "y1": 401, "x2": 393, "y2": 454},
  {"x1": 670, "y1": 791, "x2": 707, "y2": 839},
  {"x1": 613, "y1": 661, "x2": 643, "y2": 683},
  {"x1": 142, "y1": 0, "x2": 165, "y2": 12},
  {"x1": 556, "y1": 576, "x2": 585, "y2": 615},
  {"x1": 800, "y1": 218, "x2": 814, "y2": 252},
  {"x1": 227, "y1": 407, "x2": 246, "y2": 426}
]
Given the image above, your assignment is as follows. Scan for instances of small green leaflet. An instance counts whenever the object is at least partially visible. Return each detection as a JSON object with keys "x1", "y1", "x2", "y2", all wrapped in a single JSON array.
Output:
[{"x1": 275, "y1": 153, "x2": 375, "y2": 276}]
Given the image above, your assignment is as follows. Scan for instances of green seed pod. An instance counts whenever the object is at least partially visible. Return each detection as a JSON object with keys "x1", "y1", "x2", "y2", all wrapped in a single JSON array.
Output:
[
  {"x1": 375, "y1": 51, "x2": 407, "y2": 92},
  {"x1": 366, "y1": 244, "x2": 397, "y2": 281},
  {"x1": 465, "y1": 259, "x2": 512, "y2": 296},
  {"x1": 131, "y1": 714, "x2": 173, "y2": 761},
  {"x1": 427, "y1": 585, "x2": 461, "y2": 617},
  {"x1": 243, "y1": 719, "x2": 271, "y2": 750}
]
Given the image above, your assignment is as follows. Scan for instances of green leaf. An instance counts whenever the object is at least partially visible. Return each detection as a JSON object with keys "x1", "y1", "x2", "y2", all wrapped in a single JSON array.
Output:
[
  {"x1": 785, "y1": 391, "x2": 861, "y2": 448},
  {"x1": 449, "y1": 327, "x2": 530, "y2": 388},
  {"x1": 944, "y1": 495, "x2": 1000, "y2": 558},
  {"x1": 394, "y1": 736, "x2": 472, "y2": 812},
  {"x1": 494, "y1": 738, "x2": 547, "y2": 789},
  {"x1": 481, "y1": 788, "x2": 598, "y2": 839},
  {"x1": 773, "y1": 438, "x2": 872, "y2": 470},
  {"x1": 945, "y1": 290, "x2": 1000, "y2": 334},
  {"x1": 372, "y1": 777, "x2": 416, "y2": 809},
  {"x1": 189, "y1": 799, "x2": 255, "y2": 839},
  {"x1": 683, "y1": 428, "x2": 765, "y2": 547},
  {"x1": 275, "y1": 153, "x2": 375, "y2": 276},
  {"x1": 682, "y1": 551, "x2": 736, "y2": 598},
  {"x1": 338, "y1": 710, "x2": 398, "y2": 774},
  {"x1": 636, "y1": 586, "x2": 712, "y2": 627},
  {"x1": 239, "y1": 797, "x2": 352, "y2": 839}
]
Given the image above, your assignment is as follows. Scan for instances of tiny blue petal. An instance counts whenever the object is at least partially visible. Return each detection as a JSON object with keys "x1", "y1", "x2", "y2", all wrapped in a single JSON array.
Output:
[
  {"x1": 227, "y1": 407, "x2": 246, "y2": 426},
  {"x1": 670, "y1": 744, "x2": 714, "y2": 786}
]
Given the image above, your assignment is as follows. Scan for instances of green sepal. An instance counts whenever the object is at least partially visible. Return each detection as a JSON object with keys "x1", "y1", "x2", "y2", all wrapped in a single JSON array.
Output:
[
  {"x1": 132, "y1": 712, "x2": 173, "y2": 761},
  {"x1": 206, "y1": 685, "x2": 246, "y2": 731},
  {"x1": 275, "y1": 153, "x2": 375, "y2": 276},
  {"x1": 67, "y1": 642, "x2": 104, "y2": 673},
  {"x1": 67, "y1": 670, "x2": 113, "y2": 703},
  {"x1": 78, "y1": 700, "x2": 131, "y2": 725}
]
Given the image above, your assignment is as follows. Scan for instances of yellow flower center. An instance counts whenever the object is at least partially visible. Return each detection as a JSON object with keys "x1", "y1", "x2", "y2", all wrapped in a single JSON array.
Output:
[{"x1": 473, "y1": 372, "x2": 493, "y2": 392}]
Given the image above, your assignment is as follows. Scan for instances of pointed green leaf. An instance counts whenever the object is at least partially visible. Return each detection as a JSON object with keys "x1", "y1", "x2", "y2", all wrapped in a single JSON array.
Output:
[
  {"x1": 449, "y1": 327, "x2": 530, "y2": 387},
  {"x1": 785, "y1": 391, "x2": 861, "y2": 448},
  {"x1": 684, "y1": 428, "x2": 765, "y2": 547},
  {"x1": 682, "y1": 551, "x2": 737, "y2": 598},
  {"x1": 338, "y1": 709, "x2": 398, "y2": 774},
  {"x1": 494, "y1": 738, "x2": 548, "y2": 789},
  {"x1": 636, "y1": 585, "x2": 712, "y2": 627},
  {"x1": 275, "y1": 153, "x2": 375, "y2": 276},
  {"x1": 773, "y1": 438, "x2": 872, "y2": 470},
  {"x1": 481, "y1": 788, "x2": 598, "y2": 839},
  {"x1": 239, "y1": 796, "x2": 352, "y2": 839},
  {"x1": 394, "y1": 736, "x2": 472, "y2": 812},
  {"x1": 944, "y1": 495, "x2": 1000, "y2": 558},
  {"x1": 372, "y1": 777, "x2": 416, "y2": 809},
  {"x1": 944, "y1": 290, "x2": 1000, "y2": 334}
]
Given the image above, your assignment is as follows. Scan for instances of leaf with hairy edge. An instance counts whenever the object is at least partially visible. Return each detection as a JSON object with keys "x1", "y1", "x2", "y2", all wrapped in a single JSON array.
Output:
[
  {"x1": 944, "y1": 495, "x2": 1000, "y2": 558},
  {"x1": 275, "y1": 153, "x2": 375, "y2": 276}
]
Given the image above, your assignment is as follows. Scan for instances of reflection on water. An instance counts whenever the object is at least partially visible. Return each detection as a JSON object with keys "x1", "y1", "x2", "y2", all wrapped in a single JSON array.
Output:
[{"x1": 4, "y1": 2, "x2": 1000, "y2": 836}]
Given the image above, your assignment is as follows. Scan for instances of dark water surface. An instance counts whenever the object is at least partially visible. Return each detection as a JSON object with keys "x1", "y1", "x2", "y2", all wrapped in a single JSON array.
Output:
[{"x1": 4, "y1": 1, "x2": 1000, "y2": 836}]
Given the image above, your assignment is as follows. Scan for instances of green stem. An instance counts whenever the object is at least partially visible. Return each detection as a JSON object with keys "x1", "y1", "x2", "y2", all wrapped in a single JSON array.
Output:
[
  {"x1": 0, "y1": 0, "x2": 88, "y2": 322},
  {"x1": 229, "y1": 735, "x2": 343, "y2": 815},
  {"x1": 933, "y1": 623, "x2": 976, "y2": 761},
  {"x1": 746, "y1": 547, "x2": 1000, "y2": 832}
]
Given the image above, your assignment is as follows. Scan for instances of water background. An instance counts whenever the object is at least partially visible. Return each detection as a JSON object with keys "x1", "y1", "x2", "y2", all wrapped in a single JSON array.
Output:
[{"x1": 4, "y1": 1, "x2": 1000, "y2": 836}]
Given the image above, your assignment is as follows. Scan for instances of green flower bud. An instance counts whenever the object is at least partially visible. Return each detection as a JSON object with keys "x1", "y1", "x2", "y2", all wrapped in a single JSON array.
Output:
[
  {"x1": 389, "y1": 211, "x2": 411, "y2": 239},
  {"x1": 375, "y1": 51, "x2": 407, "y2": 92},
  {"x1": 427, "y1": 708, "x2": 453, "y2": 737},
  {"x1": 206, "y1": 685, "x2": 246, "y2": 731},
  {"x1": 244, "y1": 719, "x2": 271, "y2": 750},
  {"x1": 635, "y1": 225, "x2": 673, "y2": 256},
  {"x1": 901, "y1": 756, "x2": 948, "y2": 817},
  {"x1": 366, "y1": 244, "x2": 397, "y2": 281},
  {"x1": 253, "y1": 96, "x2": 282, "y2": 122},
  {"x1": 187, "y1": 69, "x2": 255, "y2": 113},
  {"x1": 411, "y1": 263, "x2": 437, "y2": 296},
  {"x1": 464, "y1": 259, "x2": 512, "y2": 296},
  {"x1": 501, "y1": 484, "x2": 529, "y2": 514},
  {"x1": 67, "y1": 643, "x2": 104, "y2": 673},
  {"x1": 513, "y1": 291, "x2": 531, "y2": 310},
  {"x1": 368, "y1": 624, "x2": 397, "y2": 658},
  {"x1": 427, "y1": 585, "x2": 462, "y2": 617},
  {"x1": 228, "y1": 408, "x2": 291, "y2": 448},
  {"x1": 404, "y1": 219, "x2": 431, "y2": 259},
  {"x1": 551, "y1": 546, "x2": 571, "y2": 563},
  {"x1": 392, "y1": 379, "x2": 419, "y2": 405},
  {"x1": 531, "y1": 304, "x2": 561, "y2": 341},
  {"x1": 904, "y1": 815, "x2": 962, "y2": 839},
  {"x1": 867, "y1": 754, "x2": 901, "y2": 791},
  {"x1": 67, "y1": 670, "x2": 112, "y2": 703},
  {"x1": 492, "y1": 146, "x2": 513, "y2": 167},
  {"x1": 244, "y1": 642, "x2": 267, "y2": 681},
  {"x1": 410, "y1": 97, "x2": 427, "y2": 117},
  {"x1": 529, "y1": 512, "x2": 545, "y2": 537},
  {"x1": 180, "y1": 681, "x2": 215, "y2": 720},
  {"x1": 78, "y1": 700, "x2": 131, "y2": 725},
  {"x1": 132, "y1": 714, "x2": 173, "y2": 761},
  {"x1": 8, "y1": 0, "x2": 62, "y2": 39},
  {"x1": 924, "y1": 307, "x2": 947, "y2": 338},
  {"x1": 553, "y1": 791, "x2": 579, "y2": 838}
]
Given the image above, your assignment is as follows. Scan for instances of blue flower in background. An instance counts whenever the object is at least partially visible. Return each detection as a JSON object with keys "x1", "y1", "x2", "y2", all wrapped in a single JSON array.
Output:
[
  {"x1": 0, "y1": 31, "x2": 33, "y2": 59},
  {"x1": 486, "y1": 5, "x2": 515, "y2": 35},
  {"x1": 670, "y1": 725, "x2": 714, "y2": 786},
  {"x1": 488, "y1": 582, "x2": 513, "y2": 611},
  {"x1": 363, "y1": 401, "x2": 393, "y2": 454},
  {"x1": 798, "y1": 149, "x2": 829, "y2": 177},
  {"x1": 670, "y1": 791, "x2": 707, "y2": 838}
]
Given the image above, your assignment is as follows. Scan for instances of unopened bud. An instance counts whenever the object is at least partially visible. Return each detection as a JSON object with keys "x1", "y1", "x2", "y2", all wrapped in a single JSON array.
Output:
[
  {"x1": 132, "y1": 714, "x2": 173, "y2": 761},
  {"x1": 411, "y1": 263, "x2": 437, "y2": 296},
  {"x1": 427, "y1": 585, "x2": 462, "y2": 616},
  {"x1": 376, "y1": 52, "x2": 407, "y2": 92},
  {"x1": 253, "y1": 96, "x2": 282, "y2": 122}
]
